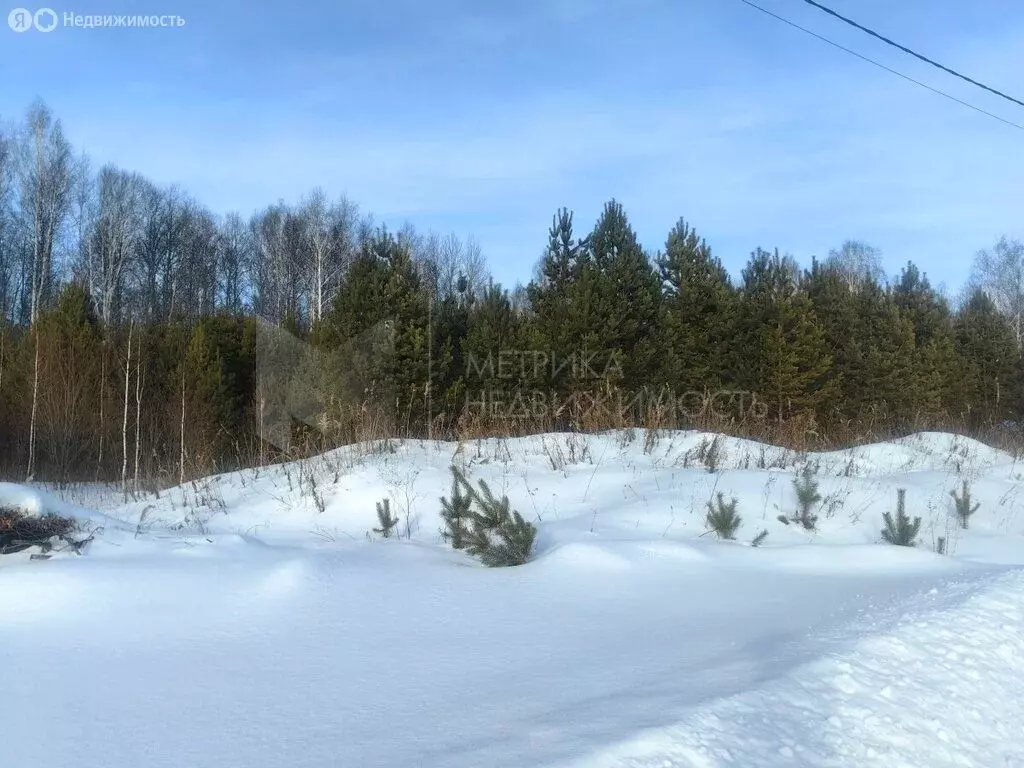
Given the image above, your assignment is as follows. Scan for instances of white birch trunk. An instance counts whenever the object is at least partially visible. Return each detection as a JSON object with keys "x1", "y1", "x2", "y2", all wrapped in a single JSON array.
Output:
[{"x1": 121, "y1": 321, "x2": 132, "y2": 499}]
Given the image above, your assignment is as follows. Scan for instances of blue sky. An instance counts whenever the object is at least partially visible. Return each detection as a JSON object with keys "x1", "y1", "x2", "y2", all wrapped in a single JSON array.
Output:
[{"x1": 2, "y1": 0, "x2": 1023, "y2": 293}]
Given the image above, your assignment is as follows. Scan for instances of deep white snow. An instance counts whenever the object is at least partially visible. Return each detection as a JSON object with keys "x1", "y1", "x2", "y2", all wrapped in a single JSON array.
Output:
[{"x1": 1, "y1": 430, "x2": 1023, "y2": 767}]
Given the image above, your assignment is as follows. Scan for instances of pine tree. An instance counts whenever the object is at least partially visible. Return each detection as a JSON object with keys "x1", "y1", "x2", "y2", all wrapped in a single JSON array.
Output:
[
  {"x1": 475, "y1": 508, "x2": 536, "y2": 568},
  {"x1": 373, "y1": 498, "x2": 400, "y2": 538},
  {"x1": 804, "y1": 258, "x2": 854, "y2": 421},
  {"x1": 893, "y1": 262, "x2": 950, "y2": 346},
  {"x1": 846, "y1": 280, "x2": 918, "y2": 425},
  {"x1": 656, "y1": 218, "x2": 736, "y2": 396},
  {"x1": 881, "y1": 488, "x2": 921, "y2": 546},
  {"x1": 950, "y1": 480, "x2": 980, "y2": 530},
  {"x1": 955, "y1": 289, "x2": 1023, "y2": 428},
  {"x1": 739, "y1": 250, "x2": 835, "y2": 425},
  {"x1": 786, "y1": 462, "x2": 822, "y2": 530},
  {"x1": 526, "y1": 209, "x2": 598, "y2": 400},
  {"x1": 33, "y1": 284, "x2": 103, "y2": 484},
  {"x1": 534, "y1": 208, "x2": 587, "y2": 298},
  {"x1": 320, "y1": 227, "x2": 430, "y2": 431},
  {"x1": 705, "y1": 492, "x2": 741, "y2": 540},
  {"x1": 912, "y1": 329, "x2": 965, "y2": 426},
  {"x1": 443, "y1": 465, "x2": 536, "y2": 566},
  {"x1": 179, "y1": 323, "x2": 226, "y2": 475},
  {"x1": 440, "y1": 466, "x2": 472, "y2": 549},
  {"x1": 460, "y1": 283, "x2": 525, "y2": 423},
  {"x1": 585, "y1": 200, "x2": 662, "y2": 393},
  {"x1": 892, "y1": 262, "x2": 962, "y2": 425}
]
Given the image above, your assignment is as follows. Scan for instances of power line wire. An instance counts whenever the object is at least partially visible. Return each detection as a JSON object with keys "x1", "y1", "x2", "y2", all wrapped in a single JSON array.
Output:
[
  {"x1": 735, "y1": 0, "x2": 1024, "y2": 132},
  {"x1": 799, "y1": 0, "x2": 1024, "y2": 110}
]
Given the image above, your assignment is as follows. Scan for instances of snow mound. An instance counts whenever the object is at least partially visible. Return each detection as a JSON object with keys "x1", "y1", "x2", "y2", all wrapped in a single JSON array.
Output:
[
  {"x1": 0, "y1": 481, "x2": 124, "y2": 533},
  {"x1": 0, "y1": 481, "x2": 50, "y2": 516}
]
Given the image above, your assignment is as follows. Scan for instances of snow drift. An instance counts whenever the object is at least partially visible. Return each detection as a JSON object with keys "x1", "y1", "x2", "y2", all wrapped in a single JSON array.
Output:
[{"x1": 1, "y1": 429, "x2": 1022, "y2": 767}]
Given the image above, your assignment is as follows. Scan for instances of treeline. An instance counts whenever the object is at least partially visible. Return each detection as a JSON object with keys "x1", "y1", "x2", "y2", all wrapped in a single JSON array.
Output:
[{"x1": 0, "y1": 100, "x2": 1022, "y2": 486}]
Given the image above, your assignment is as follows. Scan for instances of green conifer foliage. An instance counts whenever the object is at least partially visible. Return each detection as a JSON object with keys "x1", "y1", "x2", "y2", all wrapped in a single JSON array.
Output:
[
  {"x1": 656, "y1": 218, "x2": 736, "y2": 396},
  {"x1": 440, "y1": 469, "x2": 472, "y2": 550},
  {"x1": 950, "y1": 480, "x2": 980, "y2": 530},
  {"x1": 791, "y1": 463, "x2": 822, "y2": 530},
  {"x1": 881, "y1": 488, "x2": 921, "y2": 546},
  {"x1": 739, "y1": 249, "x2": 836, "y2": 425},
  {"x1": 373, "y1": 498, "x2": 400, "y2": 538},
  {"x1": 441, "y1": 466, "x2": 537, "y2": 567},
  {"x1": 955, "y1": 289, "x2": 1023, "y2": 428},
  {"x1": 705, "y1": 492, "x2": 742, "y2": 540}
]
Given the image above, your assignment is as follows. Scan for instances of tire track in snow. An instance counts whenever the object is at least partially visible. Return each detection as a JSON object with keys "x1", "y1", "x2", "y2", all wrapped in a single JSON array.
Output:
[{"x1": 566, "y1": 568, "x2": 1024, "y2": 768}]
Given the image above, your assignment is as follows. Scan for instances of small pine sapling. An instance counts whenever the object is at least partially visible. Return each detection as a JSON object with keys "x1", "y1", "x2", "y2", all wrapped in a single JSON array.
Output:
[
  {"x1": 790, "y1": 463, "x2": 822, "y2": 530},
  {"x1": 881, "y1": 488, "x2": 921, "y2": 547},
  {"x1": 463, "y1": 473, "x2": 537, "y2": 567},
  {"x1": 949, "y1": 480, "x2": 980, "y2": 530},
  {"x1": 373, "y1": 498, "x2": 400, "y2": 539},
  {"x1": 442, "y1": 466, "x2": 537, "y2": 566},
  {"x1": 702, "y1": 436, "x2": 722, "y2": 474},
  {"x1": 440, "y1": 466, "x2": 473, "y2": 549},
  {"x1": 475, "y1": 509, "x2": 538, "y2": 568},
  {"x1": 705, "y1": 492, "x2": 742, "y2": 540},
  {"x1": 750, "y1": 529, "x2": 769, "y2": 547}
]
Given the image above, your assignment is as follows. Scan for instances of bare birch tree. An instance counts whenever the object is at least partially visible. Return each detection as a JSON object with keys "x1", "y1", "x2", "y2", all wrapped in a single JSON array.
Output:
[
  {"x1": 133, "y1": 334, "x2": 144, "y2": 494},
  {"x1": 16, "y1": 102, "x2": 74, "y2": 481},
  {"x1": 971, "y1": 237, "x2": 1024, "y2": 352},
  {"x1": 0, "y1": 126, "x2": 14, "y2": 320},
  {"x1": 218, "y1": 211, "x2": 250, "y2": 314},
  {"x1": 250, "y1": 204, "x2": 305, "y2": 326},
  {"x1": 17, "y1": 101, "x2": 73, "y2": 324},
  {"x1": 300, "y1": 188, "x2": 357, "y2": 325},
  {"x1": 90, "y1": 165, "x2": 144, "y2": 326},
  {"x1": 825, "y1": 239, "x2": 885, "y2": 292}
]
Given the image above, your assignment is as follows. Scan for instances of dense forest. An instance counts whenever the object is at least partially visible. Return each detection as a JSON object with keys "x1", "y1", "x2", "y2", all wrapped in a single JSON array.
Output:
[{"x1": 1, "y1": 100, "x2": 1022, "y2": 488}]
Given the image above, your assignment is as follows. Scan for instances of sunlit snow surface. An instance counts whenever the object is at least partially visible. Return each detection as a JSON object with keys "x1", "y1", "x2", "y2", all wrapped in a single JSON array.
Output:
[{"x1": 2, "y1": 430, "x2": 1022, "y2": 767}]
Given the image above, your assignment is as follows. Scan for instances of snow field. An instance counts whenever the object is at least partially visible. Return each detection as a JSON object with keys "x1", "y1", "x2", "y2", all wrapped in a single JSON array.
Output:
[{"x1": 1, "y1": 429, "x2": 1022, "y2": 767}]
